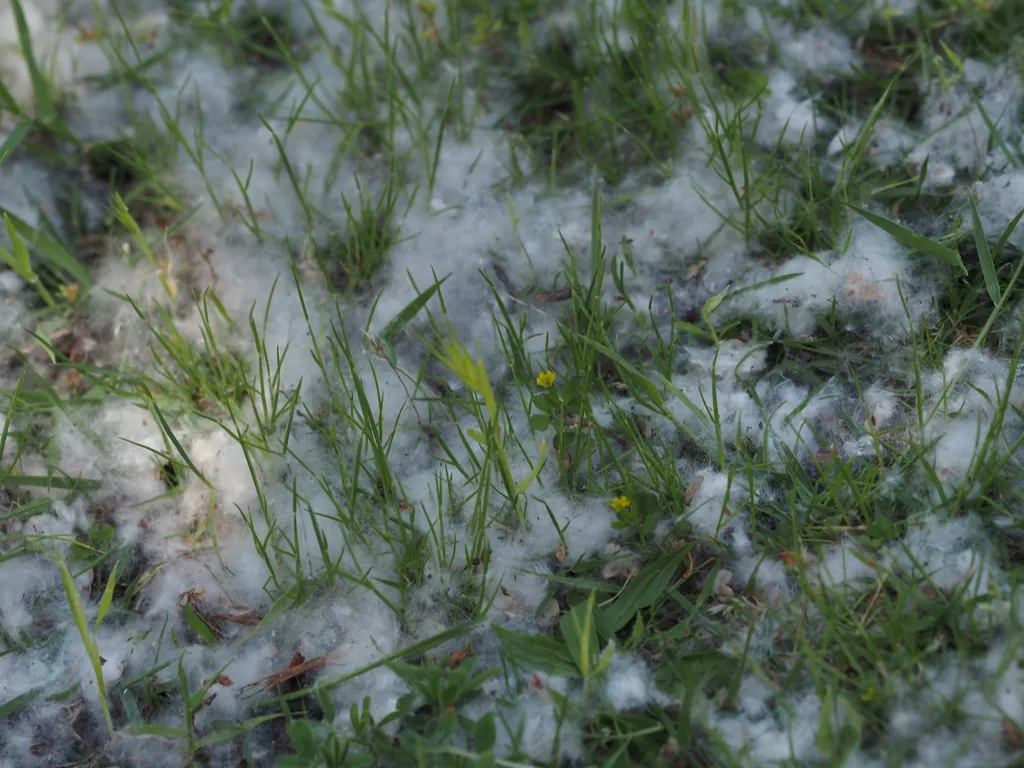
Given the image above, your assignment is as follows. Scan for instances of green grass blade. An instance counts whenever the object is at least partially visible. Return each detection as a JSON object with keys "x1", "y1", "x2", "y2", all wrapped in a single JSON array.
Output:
[
  {"x1": 237, "y1": 584, "x2": 301, "y2": 646},
  {"x1": 0, "y1": 496, "x2": 50, "y2": 522},
  {"x1": 847, "y1": 203, "x2": 965, "y2": 272},
  {"x1": 0, "y1": 372, "x2": 25, "y2": 468},
  {"x1": 0, "y1": 205, "x2": 91, "y2": 289},
  {"x1": 94, "y1": 564, "x2": 119, "y2": 630},
  {"x1": 125, "y1": 724, "x2": 189, "y2": 739},
  {"x1": 10, "y1": 0, "x2": 55, "y2": 123},
  {"x1": 4, "y1": 213, "x2": 32, "y2": 275},
  {"x1": 378, "y1": 274, "x2": 449, "y2": 348},
  {"x1": 57, "y1": 555, "x2": 113, "y2": 737},
  {"x1": 194, "y1": 715, "x2": 283, "y2": 747},
  {"x1": 969, "y1": 195, "x2": 1000, "y2": 305},
  {"x1": 0, "y1": 120, "x2": 31, "y2": 166},
  {"x1": 0, "y1": 474, "x2": 102, "y2": 491},
  {"x1": 576, "y1": 336, "x2": 663, "y2": 407},
  {"x1": 0, "y1": 78, "x2": 22, "y2": 115},
  {"x1": 149, "y1": 403, "x2": 208, "y2": 487},
  {"x1": 0, "y1": 687, "x2": 43, "y2": 718},
  {"x1": 57, "y1": 558, "x2": 92, "y2": 653},
  {"x1": 278, "y1": 622, "x2": 480, "y2": 703},
  {"x1": 833, "y1": 73, "x2": 898, "y2": 196},
  {"x1": 992, "y1": 207, "x2": 1024, "y2": 256}
]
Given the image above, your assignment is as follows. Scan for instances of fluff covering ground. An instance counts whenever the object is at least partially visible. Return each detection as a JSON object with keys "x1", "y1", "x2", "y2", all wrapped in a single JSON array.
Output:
[{"x1": 2, "y1": 0, "x2": 1024, "y2": 766}]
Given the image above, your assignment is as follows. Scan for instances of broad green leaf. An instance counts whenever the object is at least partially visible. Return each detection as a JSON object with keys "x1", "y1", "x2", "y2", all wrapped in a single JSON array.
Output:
[
  {"x1": 514, "y1": 440, "x2": 547, "y2": 495},
  {"x1": 493, "y1": 626, "x2": 580, "y2": 678},
  {"x1": 316, "y1": 685, "x2": 336, "y2": 724},
  {"x1": 847, "y1": 203, "x2": 965, "y2": 272},
  {"x1": 560, "y1": 593, "x2": 599, "y2": 677},
  {"x1": 599, "y1": 544, "x2": 693, "y2": 636},
  {"x1": 593, "y1": 638, "x2": 616, "y2": 676},
  {"x1": 183, "y1": 603, "x2": 217, "y2": 645},
  {"x1": 475, "y1": 713, "x2": 497, "y2": 752},
  {"x1": 119, "y1": 689, "x2": 142, "y2": 724},
  {"x1": 288, "y1": 719, "x2": 317, "y2": 759},
  {"x1": 274, "y1": 758, "x2": 314, "y2": 768},
  {"x1": 528, "y1": 413, "x2": 550, "y2": 431}
]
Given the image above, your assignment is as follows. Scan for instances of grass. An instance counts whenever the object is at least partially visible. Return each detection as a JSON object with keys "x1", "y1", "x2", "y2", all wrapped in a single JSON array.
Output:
[{"x1": 2, "y1": 0, "x2": 1024, "y2": 766}]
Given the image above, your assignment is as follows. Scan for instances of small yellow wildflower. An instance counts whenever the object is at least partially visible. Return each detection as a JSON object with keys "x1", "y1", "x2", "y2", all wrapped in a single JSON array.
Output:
[
  {"x1": 611, "y1": 495, "x2": 631, "y2": 513},
  {"x1": 60, "y1": 283, "x2": 80, "y2": 304},
  {"x1": 536, "y1": 370, "x2": 557, "y2": 388},
  {"x1": 861, "y1": 687, "x2": 875, "y2": 702}
]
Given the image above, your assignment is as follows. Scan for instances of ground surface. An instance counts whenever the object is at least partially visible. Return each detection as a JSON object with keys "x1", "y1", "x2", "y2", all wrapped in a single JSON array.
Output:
[{"x1": 2, "y1": 1, "x2": 1024, "y2": 766}]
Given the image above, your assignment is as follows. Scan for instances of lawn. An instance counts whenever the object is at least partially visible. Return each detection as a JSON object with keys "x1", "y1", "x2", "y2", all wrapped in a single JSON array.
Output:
[{"x1": 2, "y1": 0, "x2": 1024, "y2": 766}]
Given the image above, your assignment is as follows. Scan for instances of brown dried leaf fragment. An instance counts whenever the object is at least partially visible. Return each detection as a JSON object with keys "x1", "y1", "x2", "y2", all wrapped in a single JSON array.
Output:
[
  {"x1": 209, "y1": 610, "x2": 263, "y2": 626},
  {"x1": 448, "y1": 647, "x2": 472, "y2": 669},
  {"x1": 178, "y1": 587, "x2": 206, "y2": 606},
  {"x1": 1003, "y1": 718, "x2": 1023, "y2": 749},
  {"x1": 239, "y1": 652, "x2": 344, "y2": 699},
  {"x1": 534, "y1": 285, "x2": 572, "y2": 303},
  {"x1": 684, "y1": 476, "x2": 703, "y2": 505}
]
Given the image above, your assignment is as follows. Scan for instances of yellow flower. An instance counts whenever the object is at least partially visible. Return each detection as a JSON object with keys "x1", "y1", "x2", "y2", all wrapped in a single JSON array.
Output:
[
  {"x1": 536, "y1": 370, "x2": 557, "y2": 388},
  {"x1": 60, "y1": 283, "x2": 80, "y2": 304},
  {"x1": 861, "y1": 687, "x2": 875, "y2": 702},
  {"x1": 611, "y1": 495, "x2": 631, "y2": 513}
]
